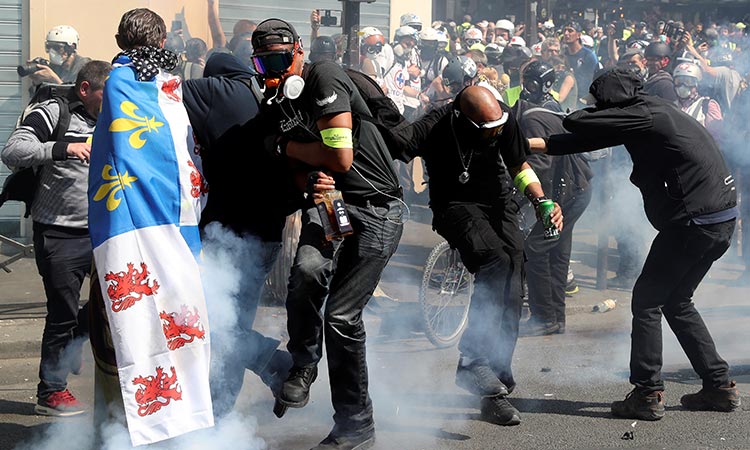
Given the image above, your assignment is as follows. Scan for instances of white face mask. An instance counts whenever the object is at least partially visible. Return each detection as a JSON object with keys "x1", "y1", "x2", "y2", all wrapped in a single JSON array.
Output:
[
  {"x1": 48, "y1": 48, "x2": 64, "y2": 65},
  {"x1": 393, "y1": 44, "x2": 412, "y2": 60},
  {"x1": 675, "y1": 85, "x2": 693, "y2": 99}
]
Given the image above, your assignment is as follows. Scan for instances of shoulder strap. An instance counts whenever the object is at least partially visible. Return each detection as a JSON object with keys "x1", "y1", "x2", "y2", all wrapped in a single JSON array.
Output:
[{"x1": 51, "y1": 95, "x2": 74, "y2": 142}]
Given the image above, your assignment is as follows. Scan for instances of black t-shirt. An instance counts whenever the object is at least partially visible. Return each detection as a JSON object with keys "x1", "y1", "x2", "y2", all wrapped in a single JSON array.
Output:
[
  {"x1": 416, "y1": 101, "x2": 528, "y2": 209},
  {"x1": 270, "y1": 61, "x2": 400, "y2": 203}
]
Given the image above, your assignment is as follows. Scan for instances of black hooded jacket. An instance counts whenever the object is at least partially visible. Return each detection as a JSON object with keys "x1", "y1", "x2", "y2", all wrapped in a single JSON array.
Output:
[
  {"x1": 547, "y1": 68, "x2": 736, "y2": 231},
  {"x1": 643, "y1": 69, "x2": 677, "y2": 102},
  {"x1": 183, "y1": 53, "x2": 296, "y2": 241}
]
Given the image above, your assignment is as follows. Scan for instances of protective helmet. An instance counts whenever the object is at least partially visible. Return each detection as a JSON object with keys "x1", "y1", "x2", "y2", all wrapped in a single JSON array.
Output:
[
  {"x1": 531, "y1": 42, "x2": 543, "y2": 56},
  {"x1": 419, "y1": 27, "x2": 440, "y2": 42},
  {"x1": 485, "y1": 43, "x2": 503, "y2": 63},
  {"x1": 495, "y1": 19, "x2": 515, "y2": 33},
  {"x1": 464, "y1": 27, "x2": 483, "y2": 41},
  {"x1": 46, "y1": 25, "x2": 79, "y2": 49},
  {"x1": 522, "y1": 60, "x2": 557, "y2": 95},
  {"x1": 400, "y1": 13, "x2": 423, "y2": 30},
  {"x1": 644, "y1": 42, "x2": 671, "y2": 58},
  {"x1": 360, "y1": 27, "x2": 385, "y2": 46},
  {"x1": 435, "y1": 30, "x2": 450, "y2": 47},
  {"x1": 394, "y1": 25, "x2": 419, "y2": 42},
  {"x1": 442, "y1": 56, "x2": 478, "y2": 87},
  {"x1": 673, "y1": 62, "x2": 702, "y2": 81},
  {"x1": 510, "y1": 36, "x2": 526, "y2": 47},
  {"x1": 628, "y1": 40, "x2": 650, "y2": 51},
  {"x1": 542, "y1": 20, "x2": 555, "y2": 30},
  {"x1": 709, "y1": 47, "x2": 733, "y2": 67},
  {"x1": 581, "y1": 35, "x2": 594, "y2": 48},
  {"x1": 501, "y1": 45, "x2": 531, "y2": 70},
  {"x1": 310, "y1": 36, "x2": 337, "y2": 55},
  {"x1": 165, "y1": 32, "x2": 185, "y2": 54}
]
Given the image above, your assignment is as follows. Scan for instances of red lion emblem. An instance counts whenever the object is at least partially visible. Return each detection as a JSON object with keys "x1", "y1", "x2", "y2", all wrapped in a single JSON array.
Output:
[
  {"x1": 132, "y1": 366, "x2": 182, "y2": 417},
  {"x1": 187, "y1": 160, "x2": 208, "y2": 198},
  {"x1": 161, "y1": 78, "x2": 182, "y2": 102},
  {"x1": 104, "y1": 262, "x2": 160, "y2": 312},
  {"x1": 160, "y1": 305, "x2": 206, "y2": 350}
]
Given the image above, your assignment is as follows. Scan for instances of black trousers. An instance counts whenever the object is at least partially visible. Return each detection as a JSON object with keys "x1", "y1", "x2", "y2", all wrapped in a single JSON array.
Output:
[
  {"x1": 630, "y1": 220, "x2": 735, "y2": 394},
  {"x1": 32, "y1": 222, "x2": 91, "y2": 398},
  {"x1": 525, "y1": 189, "x2": 592, "y2": 324},
  {"x1": 286, "y1": 200, "x2": 403, "y2": 434},
  {"x1": 433, "y1": 201, "x2": 524, "y2": 389}
]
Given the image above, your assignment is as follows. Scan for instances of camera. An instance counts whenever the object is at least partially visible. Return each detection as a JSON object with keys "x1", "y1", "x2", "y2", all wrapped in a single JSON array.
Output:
[
  {"x1": 17, "y1": 57, "x2": 50, "y2": 77},
  {"x1": 662, "y1": 23, "x2": 685, "y2": 42},
  {"x1": 320, "y1": 10, "x2": 338, "y2": 27}
]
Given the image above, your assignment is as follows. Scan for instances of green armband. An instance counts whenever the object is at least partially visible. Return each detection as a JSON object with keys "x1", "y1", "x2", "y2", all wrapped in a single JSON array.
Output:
[
  {"x1": 320, "y1": 127, "x2": 353, "y2": 149},
  {"x1": 513, "y1": 168, "x2": 541, "y2": 194}
]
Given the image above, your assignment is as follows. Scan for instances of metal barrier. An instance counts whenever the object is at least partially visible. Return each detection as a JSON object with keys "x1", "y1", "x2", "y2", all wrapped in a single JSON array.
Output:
[{"x1": 0, "y1": 233, "x2": 33, "y2": 273}]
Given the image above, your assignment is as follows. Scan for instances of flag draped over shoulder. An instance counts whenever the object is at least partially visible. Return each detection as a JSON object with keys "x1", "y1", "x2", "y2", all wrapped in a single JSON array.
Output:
[{"x1": 88, "y1": 55, "x2": 212, "y2": 446}]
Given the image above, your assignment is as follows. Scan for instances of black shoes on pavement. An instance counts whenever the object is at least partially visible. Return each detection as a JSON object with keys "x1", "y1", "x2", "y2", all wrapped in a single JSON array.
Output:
[
  {"x1": 311, "y1": 429, "x2": 375, "y2": 450},
  {"x1": 259, "y1": 350, "x2": 293, "y2": 396},
  {"x1": 519, "y1": 318, "x2": 561, "y2": 337},
  {"x1": 455, "y1": 359, "x2": 508, "y2": 397},
  {"x1": 611, "y1": 389, "x2": 665, "y2": 421},
  {"x1": 480, "y1": 395, "x2": 521, "y2": 426},
  {"x1": 681, "y1": 381, "x2": 741, "y2": 412},
  {"x1": 278, "y1": 365, "x2": 318, "y2": 408}
]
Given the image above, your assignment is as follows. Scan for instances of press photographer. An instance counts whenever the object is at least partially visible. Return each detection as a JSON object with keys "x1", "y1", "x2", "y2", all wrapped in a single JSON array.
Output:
[{"x1": 19, "y1": 25, "x2": 91, "y2": 91}]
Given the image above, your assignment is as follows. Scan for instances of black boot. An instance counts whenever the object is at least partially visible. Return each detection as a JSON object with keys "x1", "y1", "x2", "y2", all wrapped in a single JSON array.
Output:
[
  {"x1": 259, "y1": 350, "x2": 293, "y2": 396},
  {"x1": 278, "y1": 365, "x2": 318, "y2": 407},
  {"x1": 311, "y1": 429, "x2": 375, "y2": 450},
  {"x1": 611, "y1": 388, "x2": 665, "y2": 421},
  {"x1": 480, "y1": 395, "x2": 521, "y2": 426}
]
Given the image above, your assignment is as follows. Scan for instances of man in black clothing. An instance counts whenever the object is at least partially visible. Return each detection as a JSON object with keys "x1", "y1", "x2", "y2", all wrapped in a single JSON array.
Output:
[
  {"x1": 513, "y1": 61, "x2": 593, "y2": 336},
  {"x1": 251, "y1": 19, "x2": 404, "y2": 450},
  {"x1": 408, "y1": 86, "x2": 562, "y2": 426},
  {"x1": 643, "y1": 42, "x2": 677, "y2": 102},
  {"x1": 529, "y1": 67, "x2": 741, "y2": 420},
  {"x1": 182, "y1": 53, "x2": 295, "y2": 418}
]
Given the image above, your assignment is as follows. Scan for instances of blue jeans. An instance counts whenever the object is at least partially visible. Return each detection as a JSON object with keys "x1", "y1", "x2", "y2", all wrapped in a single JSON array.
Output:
[
  {"x1": 202, "y1": 227, "x2": 282, "y2": 417},
  {"x1": 33, "y1": 222, "x2": 91, "y2": 399},
  {"x1": 286, "y1": 200, "x2": 403, "y2": 434}
]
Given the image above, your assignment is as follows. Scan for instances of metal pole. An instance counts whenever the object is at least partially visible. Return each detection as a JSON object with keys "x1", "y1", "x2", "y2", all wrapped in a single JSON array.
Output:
[
  {"x1": 341, "y1": 0, "x2": 361, "y2": 69},
  {"x1": 596, "y1": 155, "x2": 611, "y2": 290}
]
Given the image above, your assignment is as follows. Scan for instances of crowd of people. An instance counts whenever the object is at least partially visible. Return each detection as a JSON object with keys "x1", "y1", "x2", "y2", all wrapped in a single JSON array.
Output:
[{"x1": 1, "y1": 4, "x2": 748, "y2": 450}]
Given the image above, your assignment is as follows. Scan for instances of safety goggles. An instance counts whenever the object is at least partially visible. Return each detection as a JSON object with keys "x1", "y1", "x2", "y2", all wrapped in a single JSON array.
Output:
[
  {"x1": 674, "y1": 77, "x2": 697, "y2": 88},
  {"x1": 252, "y1": 50, "x2": 294, "y2": 76},
  {"x1": 45, "y1": 42, "x2": 65, "y2": 52},
  {"x1": 465, "y1": 39, "x2": 481, "y2": 46},
  {"x1": 456, "y1": 110, "x2": 509, "y2": 140},
  {"x1": 363, "y1": 43, "x2": 383, "y2": 54}
]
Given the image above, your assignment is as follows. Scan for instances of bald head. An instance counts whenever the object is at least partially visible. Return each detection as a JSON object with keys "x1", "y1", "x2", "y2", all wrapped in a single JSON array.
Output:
[{"x1": 458, "y1": 86, "x2": 503, "y2": 124}]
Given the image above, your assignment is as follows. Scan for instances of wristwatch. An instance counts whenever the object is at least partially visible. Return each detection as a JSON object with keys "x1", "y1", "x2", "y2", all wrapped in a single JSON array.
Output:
[{"x1": 531, "y1": 196, "x2": 548, "y2": 208}]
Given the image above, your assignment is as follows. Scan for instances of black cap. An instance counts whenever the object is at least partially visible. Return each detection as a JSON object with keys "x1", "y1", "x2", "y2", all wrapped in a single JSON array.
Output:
[
  {"x1": 251, "y1": 19, "x2": 300, "y2": 50},
  {"x1": 565, "y1": 21, "x2": 582, "y2": 33}
]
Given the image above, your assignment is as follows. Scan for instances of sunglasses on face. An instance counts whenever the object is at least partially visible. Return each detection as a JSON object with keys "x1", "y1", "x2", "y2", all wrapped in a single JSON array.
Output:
[
  {"x1": 252, "y1": 50, "x2": 294, "y2": 76},
  {"x1": 465, "y1": 39, "x2": 481, "y2": 46}
]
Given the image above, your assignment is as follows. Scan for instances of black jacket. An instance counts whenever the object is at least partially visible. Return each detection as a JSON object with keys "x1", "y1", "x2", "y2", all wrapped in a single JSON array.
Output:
[
  {"x1": 547, "y1": 68, "x2": 736, "y2": 231},
  {"x1": 183, "y1": 53, "x2": 296, "y2": 241},
  {"x1": 643, "y1": 69, "x2": 677, "y2": 102}
]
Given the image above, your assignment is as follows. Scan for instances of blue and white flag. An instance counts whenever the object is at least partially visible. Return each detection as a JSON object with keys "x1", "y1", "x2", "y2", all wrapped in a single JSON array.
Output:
[{"x1": 88, "y1": 56, "x2": 212, "y2": 446}]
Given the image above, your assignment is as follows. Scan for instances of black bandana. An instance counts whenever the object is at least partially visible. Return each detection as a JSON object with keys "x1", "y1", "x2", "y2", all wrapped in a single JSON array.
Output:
[{"x1": 115, "y1": 46, "x2": 179, "y2": 81}]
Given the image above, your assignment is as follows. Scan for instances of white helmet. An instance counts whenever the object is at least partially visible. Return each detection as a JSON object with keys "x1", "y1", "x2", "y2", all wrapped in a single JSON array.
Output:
[
  {"x1": 531, "y1": 42, "x2": 543, "y2": 56},
  {"x1": 673, "y1": 62, "x2": 702, "y2": 82},
  {"x1": 394, "y1": 25, "x2": 418, "y2": 42},
  {"x1": 464, "y1": 27, "x2": 483, "y2": 41},
  {"x1": 400, "y1": 13, "x2": 423, "y2": 30},
  {"x1": 46, "y1": 25, "x2": 79, "y2": 49},
  {"x1": 510, "y1": 36, "x2": 526, "y2": 47},
  {"x1": 419, "y1": 27, "x2": 440, "y2": 42},
  {"x1": 360, "y1": 26, "x2": 385, "y2": 46},
  {"x1": 495, "y1": 19, "x2": 515, "y2": 33},
  {"x1": 581, "y1": 35, "x2": 595, "y2": 48}
]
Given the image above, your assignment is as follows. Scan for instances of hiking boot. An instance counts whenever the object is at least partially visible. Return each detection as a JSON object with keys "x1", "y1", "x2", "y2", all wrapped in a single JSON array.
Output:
[
  {"x1": 611, "y1": 389, "x2": 665, "y2": 421},
  {"x1": 480, "y1": 395, "x2": 521, "y2": 426},
  {"x1": 278, "y1": 365, "x2": 318, "y2": 407},
  {"x1": 519, "y1": 318, "x2": 560, "y2": 337},
  {"x1": 680, "y1": 381, "x2": 741, "y2": 412},
  {"x1": 259, "y1": 350, "x2": 294, "y2": 396},
  {"x1": 34, "y1": 389, "x2": 86, "y2": 417},
  {"x1": 455, "y1": 358, "x2": 508, "y2": 397},
  {"x1": 311, "y1": 429, "x2": 375, "y2": 450}
]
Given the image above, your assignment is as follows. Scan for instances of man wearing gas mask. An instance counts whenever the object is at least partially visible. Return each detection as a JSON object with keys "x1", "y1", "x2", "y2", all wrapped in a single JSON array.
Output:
[
  {"x1": 251, "y1": 19, "x2": 404, "y2": 450},
  {"x1": 400, "y1": 85, "x2": 563, "y2": 426},
  {"x1": 24, "y1": 26, "x2": 91, "y2": 91}
]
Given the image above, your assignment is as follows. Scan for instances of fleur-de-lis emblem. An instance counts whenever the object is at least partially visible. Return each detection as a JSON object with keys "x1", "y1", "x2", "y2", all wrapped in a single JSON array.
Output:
[
  {"x1": 93, "y1": 164, "x2": 138, "y2": 211},
  {"x1": 109, "y1": 101, "x2": 164, "y2": 149}
]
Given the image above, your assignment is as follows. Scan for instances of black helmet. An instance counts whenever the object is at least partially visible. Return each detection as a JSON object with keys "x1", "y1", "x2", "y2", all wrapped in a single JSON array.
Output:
[
  {"x1": 484, "y1": 43, "x2": 503, "y2": 65},
  {"x1": 522, "y1": 60, "x2": 556, "y2": 95},
  {"x1": 442, "y1": 56, "x2": 478, "y2": 90},
  {"x1": 644, "y1": 42, "x2": 671, "y2": 58},
  {"x1": 501, "y1": 45, "x2": 531, "y2": 70},
  {"x1": 310, "y1": 36, "x2": 337, "y2": 62}
]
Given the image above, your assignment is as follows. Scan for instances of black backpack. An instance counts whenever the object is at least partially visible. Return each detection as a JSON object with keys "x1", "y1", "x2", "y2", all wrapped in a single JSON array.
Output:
[{"x1": 0, "y1": 84, "x2": 75, "y2": 217}]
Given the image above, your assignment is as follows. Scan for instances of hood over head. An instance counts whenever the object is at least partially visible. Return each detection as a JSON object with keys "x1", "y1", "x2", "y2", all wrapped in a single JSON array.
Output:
[
  {"x1": 586, "y1": 67, "x2": 644, "y2": 107},
  {"x1": 204, "y1": 52, "x2": 256, "y2": 80}
]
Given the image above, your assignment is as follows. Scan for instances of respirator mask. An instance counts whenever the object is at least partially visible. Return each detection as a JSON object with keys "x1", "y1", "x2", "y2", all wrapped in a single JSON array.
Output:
[{"x1": 252, "y1": 43, "x2": 305, "y2": 100}]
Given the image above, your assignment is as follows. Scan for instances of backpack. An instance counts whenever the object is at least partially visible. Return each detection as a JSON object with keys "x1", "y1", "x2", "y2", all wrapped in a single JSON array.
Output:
[
  {"x1": 344, "y1": 68, "x2": 413, "y2": 162},
  {"x1": 0, "y1": 84, "x2": 76, "y2": 217}
]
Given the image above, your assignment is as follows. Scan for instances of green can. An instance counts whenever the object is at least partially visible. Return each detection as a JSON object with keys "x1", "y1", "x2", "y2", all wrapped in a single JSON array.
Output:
[{"x1": 539, "y1": 199, "x2": 560, "y2": 240}]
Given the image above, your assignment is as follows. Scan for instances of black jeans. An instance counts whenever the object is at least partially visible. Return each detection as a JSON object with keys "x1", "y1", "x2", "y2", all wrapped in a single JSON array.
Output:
[
  {"x1": 525, "y1": 189, "x2": 592, "y2": 324},
  {"x1": 286, "y1": 200, "x2": 403, "y2": 434},
  {"x1": 202, "y1": 228, "x2": 283, "y2": 418},
  {"x1": 33, "y1": 222, "x2": 91, "y2": 399},
  {"x1": 432, "y1": 201, "x2": 524, "y2": 389},
  {"x1": 630, "y1": 220, "x2": 735, "y2": 394}
]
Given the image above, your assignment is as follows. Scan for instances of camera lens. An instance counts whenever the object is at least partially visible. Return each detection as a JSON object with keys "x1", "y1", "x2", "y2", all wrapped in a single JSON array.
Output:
[{"x1": 17, "y1": 63, "x2": 40, "y2": 77}]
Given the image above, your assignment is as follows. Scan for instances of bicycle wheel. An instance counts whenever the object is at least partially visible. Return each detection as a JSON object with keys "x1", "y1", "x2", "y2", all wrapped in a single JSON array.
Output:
[{"x1": 419, "y1": 240, "x2": 473, "y2": 348}]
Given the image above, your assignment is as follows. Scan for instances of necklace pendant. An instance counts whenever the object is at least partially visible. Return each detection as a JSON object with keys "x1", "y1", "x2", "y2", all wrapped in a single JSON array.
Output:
[{"x1": 459, "y1": 171, "x2": 470, "y2": 184}]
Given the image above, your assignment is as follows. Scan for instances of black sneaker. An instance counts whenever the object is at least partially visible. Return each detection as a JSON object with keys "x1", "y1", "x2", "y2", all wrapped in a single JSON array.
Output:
[
  {"x1": 278, "y1": 365, "x2": 318, "y2": 408},
  {"x1": 455, "y1": 359, "x2": 508, "y2": 397},
  {"x1": 519, "y1": 318, "x2": 560, "y2": 337},
  {"x1": 480, "y1": 395, "x2": 521, "y2": 426},
  {"x1": 565, "y1": 278, "x2": 579, "y2": 297},
  {"x1": 259, "y1": 350, "x2": 293, "y2": 396},
  {"x1": 311, "y1": 429, "x2": 375, "y2": 450},
  {"x1": 680, "y1": 381, "x2": 741, "y2": 412},
  {"x1": 611, "y1": 389, "x2": 665, "y2": 421}
]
